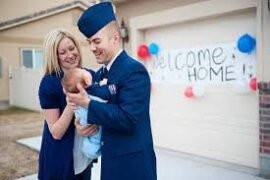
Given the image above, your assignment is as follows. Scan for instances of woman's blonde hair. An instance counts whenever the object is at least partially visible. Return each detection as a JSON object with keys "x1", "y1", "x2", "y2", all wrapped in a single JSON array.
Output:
[{"x1": 43, "y1": 29, "x2": 82, "y2": 76}]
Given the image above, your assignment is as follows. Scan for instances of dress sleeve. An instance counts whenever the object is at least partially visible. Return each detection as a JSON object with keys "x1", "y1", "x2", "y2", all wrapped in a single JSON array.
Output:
[{"x1": 38, "y1": 76, "x2": 61, "y2": 109}]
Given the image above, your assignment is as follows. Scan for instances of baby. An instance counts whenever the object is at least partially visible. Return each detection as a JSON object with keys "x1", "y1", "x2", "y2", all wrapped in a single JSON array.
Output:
[{"x1": 62, "y1": 68, "x2": 110, "y2": 159}]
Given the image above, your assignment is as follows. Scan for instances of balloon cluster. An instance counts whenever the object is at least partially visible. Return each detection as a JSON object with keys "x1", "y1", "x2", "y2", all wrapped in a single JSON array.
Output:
[
  {"x1": 237, "y1": 33, "x2": 256, "y2": 54},
  {"x1": 137, "y1": 43, "x2": 160, "y2": 59},
  {"x1": 184, "y1": 85, "x2": 205, "y2": 98}
]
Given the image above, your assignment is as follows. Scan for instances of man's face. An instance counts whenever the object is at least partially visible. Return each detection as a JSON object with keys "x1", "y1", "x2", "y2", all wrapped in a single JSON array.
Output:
[{"x1": 86, "y1": 26, "x2": 115, "y2": 65}]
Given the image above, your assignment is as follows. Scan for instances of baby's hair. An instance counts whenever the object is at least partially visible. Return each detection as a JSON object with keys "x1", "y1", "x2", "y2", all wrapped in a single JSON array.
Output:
[{"x1": 62, "y1": 68, "x2": 87, "y2": 93}]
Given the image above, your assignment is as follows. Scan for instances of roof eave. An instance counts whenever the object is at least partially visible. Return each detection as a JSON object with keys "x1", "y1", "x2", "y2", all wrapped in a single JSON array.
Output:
[{"x1": 0, "y1": 3, "x2": 88, "y2": 31}]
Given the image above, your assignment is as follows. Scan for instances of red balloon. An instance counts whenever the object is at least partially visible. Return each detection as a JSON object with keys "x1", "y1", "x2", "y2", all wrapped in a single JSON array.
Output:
[
  {"x1": 137, "y1": 44, "x2": 150, "y2": 59},
  {"x1": 184, "y1": 86, "x2": 194, "y2": 98},
  {"x1": 249, "y1": 77, "x2": 257, "y2": 91}
]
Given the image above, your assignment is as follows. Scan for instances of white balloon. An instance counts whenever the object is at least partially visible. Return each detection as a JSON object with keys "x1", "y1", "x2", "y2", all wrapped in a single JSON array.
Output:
[
  {"x1": 193, "y1": 85, "x2": 205, "y2": 97},
  {"x1": 233, "y1": 80, "x2": 250, "y2": 94}
]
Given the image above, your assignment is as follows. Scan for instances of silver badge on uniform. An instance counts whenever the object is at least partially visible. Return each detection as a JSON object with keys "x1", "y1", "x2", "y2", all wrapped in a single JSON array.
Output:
[{"x1": 108, "y1": 84, "x2": 117, "y2": 95}]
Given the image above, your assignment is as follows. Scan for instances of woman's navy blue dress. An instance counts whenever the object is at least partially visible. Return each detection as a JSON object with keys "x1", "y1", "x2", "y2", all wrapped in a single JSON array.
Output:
[{"x1": 38, "y1": 73, "x2": 75, "y2": 180}]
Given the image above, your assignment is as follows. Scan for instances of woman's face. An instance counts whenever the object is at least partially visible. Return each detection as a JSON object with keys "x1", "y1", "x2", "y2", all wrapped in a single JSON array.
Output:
[{"x1": 57, "y1": 37, "x2": 80, "y2": 72}]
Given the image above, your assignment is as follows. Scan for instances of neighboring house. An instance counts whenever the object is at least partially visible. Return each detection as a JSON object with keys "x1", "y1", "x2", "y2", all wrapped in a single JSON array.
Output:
[
  {"x1": 1, "y1": 0, "x2": 270, "y2": 178},
  {"x1": 0, "y1": 0, "x2": 127, "y2": 110},
  {"x1": 0, "y1": 0, "x2": 96, "y2": 110}
]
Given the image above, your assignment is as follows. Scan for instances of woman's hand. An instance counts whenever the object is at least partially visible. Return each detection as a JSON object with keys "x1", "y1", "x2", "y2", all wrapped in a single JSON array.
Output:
[
  {"x1": 66, "y1": 95, "x2": 77, "y2": 111},
  {"x1": 75, "y1": 119, "x2": 98, "y2": 136}
]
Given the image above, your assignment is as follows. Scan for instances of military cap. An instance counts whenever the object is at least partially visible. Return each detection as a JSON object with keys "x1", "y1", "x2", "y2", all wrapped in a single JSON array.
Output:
[{"x1": 78, "y1": 2, "x2": 116, "y2": 38}]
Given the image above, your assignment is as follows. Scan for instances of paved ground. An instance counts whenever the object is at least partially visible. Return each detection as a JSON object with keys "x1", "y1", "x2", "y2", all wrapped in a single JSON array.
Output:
[
  {"x1": 16, "y1": 136, "x2": 266, "y2": 180},
  {"x1": 0, "y1": 111, "x2": 43, "y2": 179}
]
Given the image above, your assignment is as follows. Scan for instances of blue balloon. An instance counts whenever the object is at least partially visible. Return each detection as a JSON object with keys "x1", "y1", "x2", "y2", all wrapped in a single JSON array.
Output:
[
  {"x1": 237, "y1": 34, "x2": 256, "y2": 53},
  {"x1": 149, "y1": 43, "x2": 159, "y2": 55}
]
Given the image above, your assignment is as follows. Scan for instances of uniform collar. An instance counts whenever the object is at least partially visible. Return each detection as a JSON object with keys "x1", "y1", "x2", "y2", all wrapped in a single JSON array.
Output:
[{"x1": 105, "y1": 49, "x2": 123, "y2": 71}]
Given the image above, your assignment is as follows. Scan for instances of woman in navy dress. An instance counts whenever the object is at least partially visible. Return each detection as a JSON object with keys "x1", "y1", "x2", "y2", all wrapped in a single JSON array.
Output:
[{"x1": 38, "y1": 29, "x2": 98, "y2": 180}]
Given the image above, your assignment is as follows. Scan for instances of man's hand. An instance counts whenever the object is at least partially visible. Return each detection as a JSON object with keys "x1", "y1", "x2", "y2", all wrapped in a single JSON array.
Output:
[
  {"x1": 75, "y1": 119, "x2": 98, "y2": 136},
  {"x1": 66, "y1": 83, "x2": 90, "y2": 108}
]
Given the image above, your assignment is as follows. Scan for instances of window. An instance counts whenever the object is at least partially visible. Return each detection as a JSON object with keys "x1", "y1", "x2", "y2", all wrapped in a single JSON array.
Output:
[{"x1": 21, "y1": 49, "x2": 44, "y2": 69}]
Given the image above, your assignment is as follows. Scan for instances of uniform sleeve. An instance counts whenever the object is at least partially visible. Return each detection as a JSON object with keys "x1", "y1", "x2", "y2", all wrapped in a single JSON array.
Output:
[
  {"x1": 87, "y1": 84, "x2": 111, "y2": 100},
  {"x1": 87, "y1": 68, "x2": 151, "y2": 132},
  {"x1": 38, "y1": 76, "x2": 61, "y2": 109}
]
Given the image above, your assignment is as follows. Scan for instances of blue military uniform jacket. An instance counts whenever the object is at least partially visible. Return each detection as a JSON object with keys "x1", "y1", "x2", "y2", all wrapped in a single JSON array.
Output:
[{"x1": 87, "y1": 51, "x2": 157, "y2": 180}]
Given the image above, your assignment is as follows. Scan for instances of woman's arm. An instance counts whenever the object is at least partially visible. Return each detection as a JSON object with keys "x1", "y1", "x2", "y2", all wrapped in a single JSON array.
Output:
[{"x1": 43, "y1": 105, "x2": 74, "y2": 140}]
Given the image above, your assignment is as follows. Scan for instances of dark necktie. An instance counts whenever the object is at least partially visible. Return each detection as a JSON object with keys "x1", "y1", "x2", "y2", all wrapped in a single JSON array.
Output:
[{"x1": 101, "y1": 67, "x2": 108, "y2": 80}]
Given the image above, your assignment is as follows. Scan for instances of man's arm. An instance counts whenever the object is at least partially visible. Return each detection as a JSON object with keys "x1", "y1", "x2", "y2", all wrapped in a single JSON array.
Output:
[
  {"x1": 66, "y1": 88, "x2": 98, "y2": 136},
  {"x1": 87, "y1": 84, "x2": 111, "y2": 100},
  {"x1": 87, "y1": 70, "x2": 150, "y2": 132}
]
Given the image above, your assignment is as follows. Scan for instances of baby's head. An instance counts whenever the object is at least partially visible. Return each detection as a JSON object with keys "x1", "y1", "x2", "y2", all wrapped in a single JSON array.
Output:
[{"x1": 62, "y1": 68, "x2": 92, "y2": 93}]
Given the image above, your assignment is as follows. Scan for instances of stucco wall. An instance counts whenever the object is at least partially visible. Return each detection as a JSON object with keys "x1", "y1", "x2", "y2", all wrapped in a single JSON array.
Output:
[
  {"x1": 115, "y1": 0, "x2": 207, "y2": 54},
  {"x1": 0, "y1": 8, "x2": 99, "y2": 102},
  {"x1": 261, "y1": 0, "x2": 270, "y2": 81},
  {"x1": 0, "y1": 0, "x2": 91, "y2": 22},
  {"x1": 0, "y1": 43, "x2": 22, "y2": 101}
]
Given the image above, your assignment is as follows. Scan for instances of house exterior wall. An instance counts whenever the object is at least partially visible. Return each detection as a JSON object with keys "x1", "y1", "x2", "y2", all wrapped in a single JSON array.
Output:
[
  {"x1": 258, "y1": 1, "x2": 270, "y2": 178},
  {"x1": 0, "y1": 42, "x2": 23, "y2": 102},
  {"x1": 0, "y1": 0, "x2": 209, "y2": 105},
  {"x1": 115, "y1": 0, "x2": 207, "y2": 54},
  {"x1": 0, "y1": 8, "x2": 98, "y2": 103},
  {"x1": 261, "y1": 0, "x2": 270, "y2": 81},
  {"x1": 0, "y1": 0, "x2": 91, "y2": 22}
]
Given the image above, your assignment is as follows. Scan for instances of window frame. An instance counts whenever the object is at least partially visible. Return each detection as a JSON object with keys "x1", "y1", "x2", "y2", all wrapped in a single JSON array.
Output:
[{"x1": 20, "y1": 48, "x2": 44, "y2": 69}]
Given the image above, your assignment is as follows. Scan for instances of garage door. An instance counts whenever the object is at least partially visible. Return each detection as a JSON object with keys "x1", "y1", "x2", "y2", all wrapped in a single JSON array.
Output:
[{"x1": 145, "y1": 9, "x2": 259, "y2": 168}]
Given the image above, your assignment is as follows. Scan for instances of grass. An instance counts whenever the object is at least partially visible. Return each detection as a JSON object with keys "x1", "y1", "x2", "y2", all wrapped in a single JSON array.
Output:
[{"x1": 0, "y1": 106, "x2": 38, "y2": 115}]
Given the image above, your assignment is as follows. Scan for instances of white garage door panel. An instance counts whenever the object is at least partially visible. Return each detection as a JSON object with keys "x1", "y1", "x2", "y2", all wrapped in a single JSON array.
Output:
[
  {"x1": 154, "y1": 122, "x2": 258, "y2": 166},
  {"x1": 147, "y1": 9, "x2": 258, "y2": 168},
  {"x1": 150, "y1": 82, "x2": 258, "y2": 168}
]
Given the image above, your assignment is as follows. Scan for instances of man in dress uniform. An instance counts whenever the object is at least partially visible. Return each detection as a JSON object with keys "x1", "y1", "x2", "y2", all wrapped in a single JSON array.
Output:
[{"x1": 67, "y1": 2, "x2": 157, "y2": 180}]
